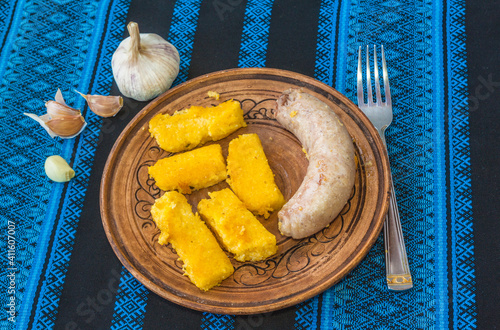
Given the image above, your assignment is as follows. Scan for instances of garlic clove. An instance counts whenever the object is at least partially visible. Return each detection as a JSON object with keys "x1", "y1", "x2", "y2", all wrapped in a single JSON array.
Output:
[
  {"x1": 23, "y1": 112, "x2": 87, "y2": 139},
  {"x1": 45, "y1": 100, "x2": 81, "y2": 117},
  {"x1": 75, "y1": 90, "x2": 123, "y2": 117},
  {"x1": 45, "y1": 155, "x2": 75, "y2": 182},
  {"x1": 45, "y1": 115, "x2": 86, "y2": 137},
  {"x1": 24, "y1": 89, "x2": 88, "y2": 139}
]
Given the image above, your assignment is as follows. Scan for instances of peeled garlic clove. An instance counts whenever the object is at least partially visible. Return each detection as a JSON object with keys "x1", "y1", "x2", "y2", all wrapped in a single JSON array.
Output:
[
  {"x1": 75, "y1": 91, "x2": 123, "y2": 117},
  {"x1": 112, "y1": 21, "x2": 180, "y2": 102},
  {"x1": 45, "y1": 155, "x2": 75, "y2": 182}
]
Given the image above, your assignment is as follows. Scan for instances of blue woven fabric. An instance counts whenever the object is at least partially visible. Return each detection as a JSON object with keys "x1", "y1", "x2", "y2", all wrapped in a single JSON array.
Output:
[
  {"x1": 315, "y1": 0, "x2": 442, "y2": 328},
  {"x1": 0, "y1": 0, "x2": 130, "y2": 329},
  {"x1": 446, "y1": 0, "x2": 475, "y2": 328},
  {"x1": 0, "y1": 0, "x2": 476, "y2": 329}
]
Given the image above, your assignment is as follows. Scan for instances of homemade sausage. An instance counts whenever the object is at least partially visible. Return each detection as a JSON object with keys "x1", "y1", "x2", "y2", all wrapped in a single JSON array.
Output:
[{"x1": 274, "y1": 88, "x2": 355, "y2": 239}]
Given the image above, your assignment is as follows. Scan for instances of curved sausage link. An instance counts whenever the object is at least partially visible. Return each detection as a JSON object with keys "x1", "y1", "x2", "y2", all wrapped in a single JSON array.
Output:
[{"x1": 274, "y1": 88, "x2": 355, "y2": 239}]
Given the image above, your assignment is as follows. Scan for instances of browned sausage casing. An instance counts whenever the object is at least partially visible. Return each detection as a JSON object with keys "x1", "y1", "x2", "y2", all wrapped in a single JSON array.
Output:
[{"x1": 275, "y1": 88, "x2": 355, "y2": 239}]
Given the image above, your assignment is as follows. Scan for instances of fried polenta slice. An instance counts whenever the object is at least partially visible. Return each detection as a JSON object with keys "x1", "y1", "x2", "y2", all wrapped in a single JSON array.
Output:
[
  {"x1": 148, "y1": 144, "x2": 226, "y2": 194},
  {"x1": 198, "y1": 188, "x2": 278, "y2": 262},
  {"x1": 149, "y1": 99, "x2": 246, "y2": 153},
  {"x1": 151, "y1": 191, "x2": 234, "y2": 291},
  {"x1": 226, "y1": 134, "x2": 285, "y2": 218}
]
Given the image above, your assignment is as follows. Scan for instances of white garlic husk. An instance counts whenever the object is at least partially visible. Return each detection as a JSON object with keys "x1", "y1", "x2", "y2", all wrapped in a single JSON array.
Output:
[{"x1": 112, "y1": 21, "x2": 180, "y2": 102}]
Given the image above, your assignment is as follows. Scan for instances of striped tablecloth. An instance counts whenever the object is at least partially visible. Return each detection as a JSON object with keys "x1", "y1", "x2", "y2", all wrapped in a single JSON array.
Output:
[{"x1": 1, "y1": 0, "x2": 497, "y2": 329}]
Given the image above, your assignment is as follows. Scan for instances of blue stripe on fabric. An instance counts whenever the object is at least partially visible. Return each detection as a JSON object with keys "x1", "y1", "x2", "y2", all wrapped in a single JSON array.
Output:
[
  {"x1": 238, "y1": 0, "x2": 274, "y2": 68},
  {"x1": 169, "y1": 0, "x2": 204, "y2": 87},
  {"x1": 432, "y1": 0, "x2": 449, "y2": 328},
  {"x1": 16, "y1": 184, "x2": 65, "y2": 330},
  {"x1": 446, "y1": 0, "x2": 476, "y2": 328},
  {"x1": 315, "y1": 0, "x2": 438, "y2": 328},
  {"x1": 22, "y1": 1, "x2": 131, "y2": 329},
  {"x1": 0, "y1": 1, "x2": 60, "y2": 329},
  {"x1": 333, "y1": 0, "x2": 350, "y2": 93},
  {"x1": 110, "y1": 269, "x2": 149, "y2": 330},
  {"x1": 110, "y1": 1, "x2": 204, "y2": 328},
  {"x1": 313, "y1": 0, "x2": 339, "y2": 86}
]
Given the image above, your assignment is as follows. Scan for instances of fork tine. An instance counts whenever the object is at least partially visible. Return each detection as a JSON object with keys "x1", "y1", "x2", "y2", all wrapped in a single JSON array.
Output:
[
  {"x1": 357, "y1": 46, "x2": 364, "y2": 106},
  {"x1": 365, "y1": 45, "x2": 373, "y2": 106},
  {"x1": 381, "y1": 45, "x2": 392, "y2": 107},
  {"x1": 373, "y1": 45, "x2": 382, "y2": 106}
]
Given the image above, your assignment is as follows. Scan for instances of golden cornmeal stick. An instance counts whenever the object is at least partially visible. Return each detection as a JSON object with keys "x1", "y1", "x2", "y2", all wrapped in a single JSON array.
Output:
[
  {"x1": 148, "y1": 144, "x2": 226, "y2": 194},
  {"x1": 198, "y1": 188, "x2": 278, "y2": 262},
  {"x1": 151, "y1": 191, "x2": 234, "y2": 291},
  {"x1": 226, "y1": 133, "x2": 285, "y2": 219},
  {"x1": 149, "y1": 99, "x2": 246, "y2": 153}
]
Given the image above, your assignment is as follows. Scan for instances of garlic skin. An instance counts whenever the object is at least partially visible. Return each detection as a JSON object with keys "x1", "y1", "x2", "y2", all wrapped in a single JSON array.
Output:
[
  {"x1": 24, "y1": 89, "x2": 87, "y2": 139},
  {"x1": 112, "y1": 22, "x2": 180, "y2": 102},
  {"x1": 75, "y1": 91, "x2": 123, "y2": 117},
  {"x1": 45, "y1": 155, "x2": 75, "y2": 182}
]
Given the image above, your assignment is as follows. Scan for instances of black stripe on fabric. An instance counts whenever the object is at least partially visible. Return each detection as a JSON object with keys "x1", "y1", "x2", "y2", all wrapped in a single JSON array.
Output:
[
  {"x1": 188, "y1": 0, "x2": 248, "y2": 79},
  {"x1": 316, "y1": 294, "x2": 323, "y2": 328},
  {"x1": 53, "y1": 2, "x2": 123, "y2": 329},
  {"x1": 125, "y1": 0, "x2": 174, "y2": 39},
  {"x1": 265, "y1": 0, "x2": 322, "y2": 78},
  {"x1": 142, "y1": 292, "x2": 203, "y2": 330},
  {"x1": 465, "y1": 1, "x2": 500, "y2": 329},
  {"x1": 234, "y1": 306, "x2": 297, "y2": 330}
]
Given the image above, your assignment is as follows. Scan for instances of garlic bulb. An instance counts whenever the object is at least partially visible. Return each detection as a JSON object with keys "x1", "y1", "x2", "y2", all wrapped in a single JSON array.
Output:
[
  {"x1": 75, "y1": 90, "x2": 123, "y2": 117},
  {"x1": 24, "y1": 89, "x2": 87, "y2": 138},
  {"x1": 112, "y1": 22, "x2": 180, "y2": 102}
]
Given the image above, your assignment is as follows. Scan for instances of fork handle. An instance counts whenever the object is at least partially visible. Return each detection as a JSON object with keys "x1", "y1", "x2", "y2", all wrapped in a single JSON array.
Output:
[
  {"x1": 384, "y1": 170, "x2": 413, "y2": 290},
  {"x1": 378, "y1": 132, "x2": 413, "y2": 290}
]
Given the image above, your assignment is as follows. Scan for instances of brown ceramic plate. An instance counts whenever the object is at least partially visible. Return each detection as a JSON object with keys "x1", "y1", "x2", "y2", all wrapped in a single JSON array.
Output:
[{"x1": 100, "y1": 68, "x2": 390, "y2": 315}]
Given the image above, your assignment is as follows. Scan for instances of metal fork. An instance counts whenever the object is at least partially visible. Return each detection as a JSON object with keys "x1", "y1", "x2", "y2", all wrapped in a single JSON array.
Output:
[{"x1": 357, "y1": 45, "x2": 413, "y2": 290}]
